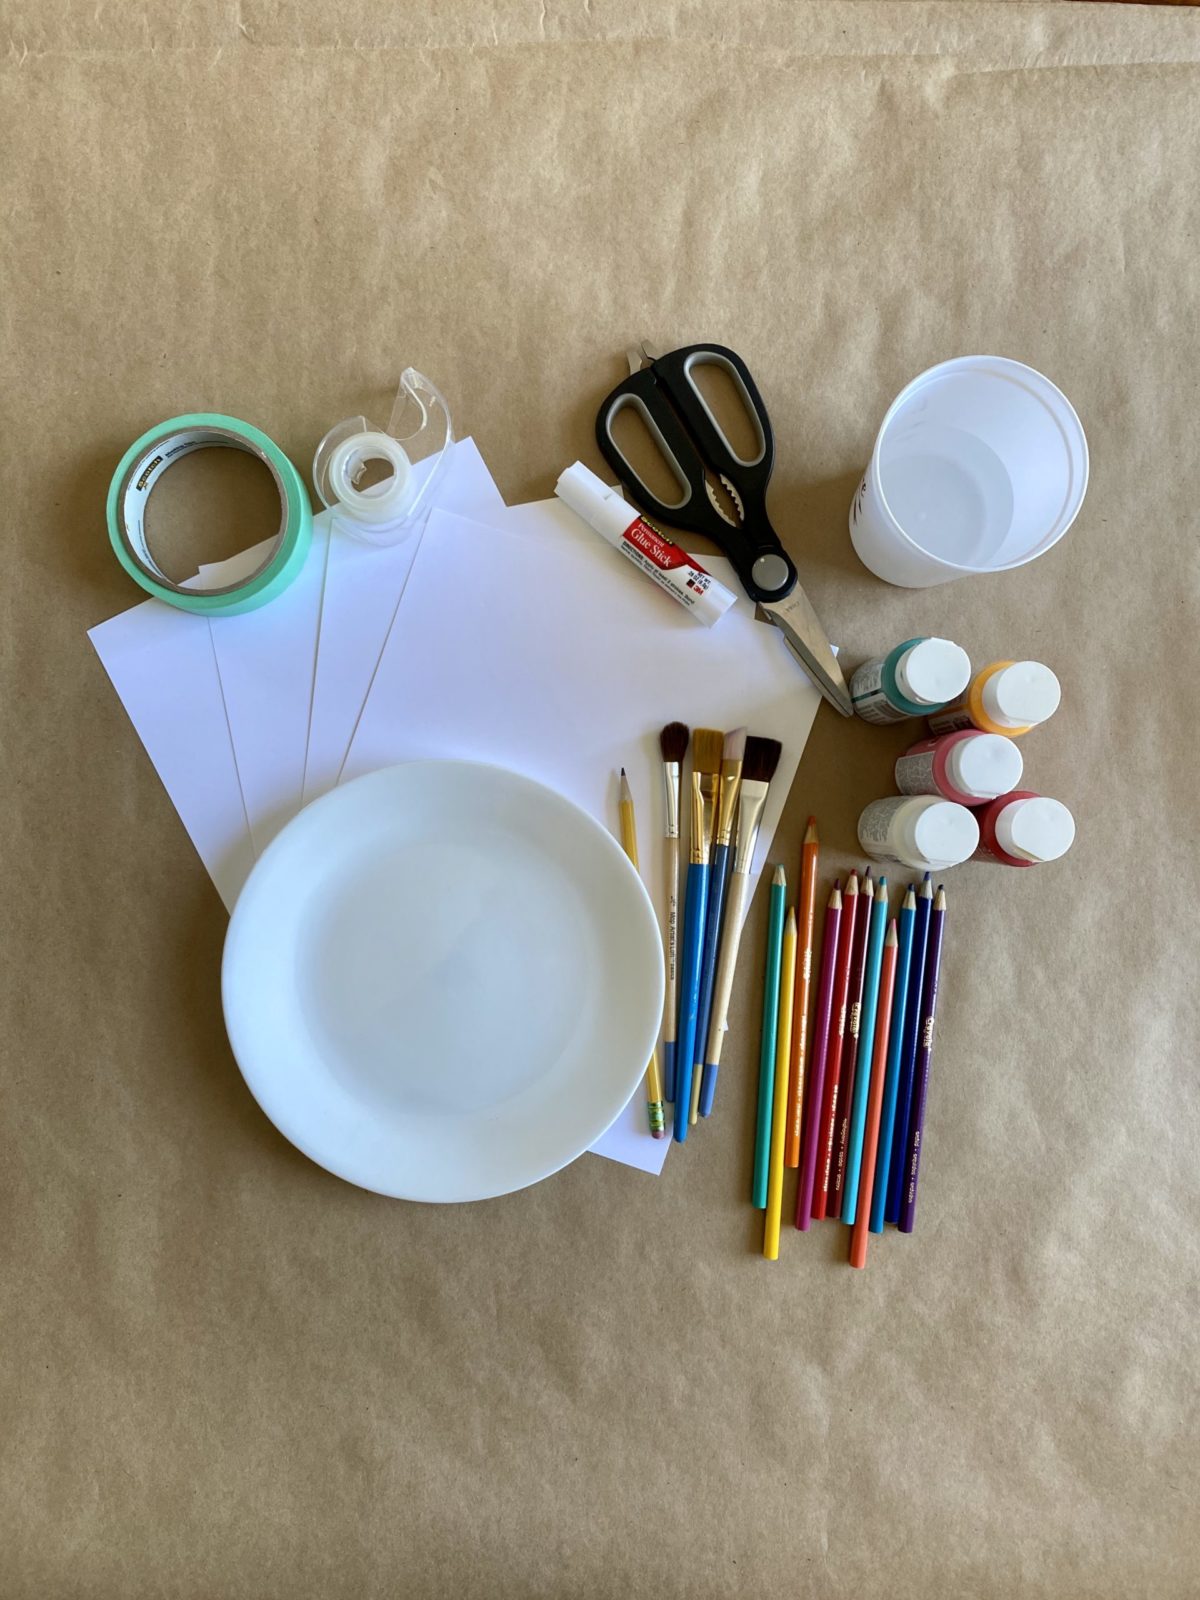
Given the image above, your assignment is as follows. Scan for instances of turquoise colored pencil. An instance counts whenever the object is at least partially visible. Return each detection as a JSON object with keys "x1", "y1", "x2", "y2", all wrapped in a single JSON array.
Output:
[
  {"x1": 840, "y1": 876, "x2": 889, "y2": 1225},
  {"x1": 752, "y1": 865, "x2": 788, "y2": 1209},
  {"x1": 871, "y1": 885, "x2": 916, "y2": 1233}
]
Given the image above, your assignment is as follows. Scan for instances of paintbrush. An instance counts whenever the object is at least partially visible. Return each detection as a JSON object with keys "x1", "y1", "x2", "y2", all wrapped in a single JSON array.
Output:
[
  {"x1": 697, "y1": 735, "x2": 783, "y2": 1118},
  {"x1": 689, "y1": 726, "x2": 746, "y2": 1125},
  {"x1": 672, "y1": 727, "x2": 724, "y2": 1142},
  {"x1": 658, "y1": 721, "x2": 688, "y2": 1102}
]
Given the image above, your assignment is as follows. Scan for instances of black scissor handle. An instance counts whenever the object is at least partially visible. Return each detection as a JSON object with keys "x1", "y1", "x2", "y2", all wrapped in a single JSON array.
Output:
[{"x1": 595, "y1": 344, "x2": 798, "y2": 604}]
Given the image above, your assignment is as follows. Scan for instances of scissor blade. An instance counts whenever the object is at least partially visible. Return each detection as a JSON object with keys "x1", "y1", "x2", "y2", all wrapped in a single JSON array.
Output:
[{"x1": 761, "y1": 590, "x2": 853, "y2": 717}]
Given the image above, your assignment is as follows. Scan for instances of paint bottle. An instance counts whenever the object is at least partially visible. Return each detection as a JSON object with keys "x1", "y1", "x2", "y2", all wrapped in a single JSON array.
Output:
[
  {"x1": 849, "y1": 637, "x2": 971, "y2": 726},
  {"x1": 555, "y1": 462, "x2": 738, "y2": 626},
  {"x1": 895, "y1": 730, "x2": 1024, "y2": 807},
  {"x1": 857, "y1": 795, "x2": 980, "y2": 873},
  {"x1": 928, "y1": 659, "x2": 1060, "y2": 737},
  {"x1": 973, "y1": 791, "x2": 1076, "y2": 866}
]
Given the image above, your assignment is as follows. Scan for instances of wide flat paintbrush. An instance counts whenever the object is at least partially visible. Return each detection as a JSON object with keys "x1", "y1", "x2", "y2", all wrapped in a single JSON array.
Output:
[
  {"x1": 698, "y1": 735, "x2": 783, "y2": 1117},
  {"x1": 657, "y1": 721, "x2": 688, "y2": 1102},
  {"x1": 672, "y1": 727, "x2": 724, "y2": 1142}
]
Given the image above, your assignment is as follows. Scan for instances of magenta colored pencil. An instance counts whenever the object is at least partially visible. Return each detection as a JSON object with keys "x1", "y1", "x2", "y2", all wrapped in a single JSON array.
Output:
[
  {"x1": 898, "y1": 886, "x2": 947, "y2": 1233},
  {"x1": 828, "y1": 870, "x2": 874, "y2": 1219},
  {"x1": 795, "y1": 884, "x2": 843, "y2": 1230}
]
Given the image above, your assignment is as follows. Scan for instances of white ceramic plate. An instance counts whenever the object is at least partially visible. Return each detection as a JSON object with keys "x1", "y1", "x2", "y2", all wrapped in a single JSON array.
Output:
[{"x1": 222, "y1": 762, "x2": 664, "y2": 1201}]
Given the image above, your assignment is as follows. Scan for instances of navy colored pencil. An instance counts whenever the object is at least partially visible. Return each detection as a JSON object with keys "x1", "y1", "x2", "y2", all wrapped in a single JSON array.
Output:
[
  {"x1": 898, "y1": 886, "x2": 947, "y2": 1232},
  {"x1": 885, "y1": 873, "x2": 933, "y2": 1223}
]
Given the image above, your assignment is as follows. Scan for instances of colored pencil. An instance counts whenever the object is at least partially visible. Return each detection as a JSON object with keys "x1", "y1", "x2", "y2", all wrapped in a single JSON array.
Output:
[
  {"x1": 673, "y1": 727, "x2": 723, "y2": 1142},
  {"x1": 764, "y1": 904, "x2": 797, "y2": 1258},
  {"x1": 811, "y1": 872, "x2": 859, "y2": 1222},
  {"x1": 617, "y1": 770, "x2": 666, "y2": 1137},
  {"x1": 795, "y1": 883, "x2": 842, "y2": 1230},
  {"x1": 657, "y1": 722, "x2": 688, "y2": 1103},
  {"x1": 898, "y1": 886, "x2": 947, "y2": 1233},
  {"x1": 828, "y1": 868, "x2": 874, "y2": 1219},
  {"x1": 752, "y1": 865, "x2": 787, "y2": 1209},
  {"x1": 871, "y1": 885, "x2": 917, "y2": 1233},
  {"x1": 849, "y1": 921, "x2": 899, "y2": 1269},
  {"x1": 785, "y1": 818, "x2": 820, "y2": 1168},
  {"x1": 699, "y1": 737, "x2": 783, "y2": 1117},
  {"x1": 885, "y1": 874, "x2": 933, "y2": 1223},
  {"x1": 840, "y1": 876, "x2": 889, "y2": 1224},
  {"x1": 690, "y1": 728, "x2": 746, "y2": 1124}
]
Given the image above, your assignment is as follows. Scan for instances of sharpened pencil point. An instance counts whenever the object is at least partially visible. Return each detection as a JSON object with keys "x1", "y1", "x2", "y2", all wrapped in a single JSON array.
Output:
[
  {"x1": 845, "y1": 872, "x2": 859, "y2": 896},
  {"x1": 803, "y1": 817, "x2": 818, "y2": 844},
  {"x1": 935, "y1": 887, "x2": 947, "y2": 909},
  {"x1": 885, "y1": 920, "x2": 898, "y2": 945},
  {"x1": 903, "y1": 886, "x2": 917, "y2": 909},
  {"x1": 772, "y1": 863, "x2": 786, "y2": 886},
  {"x1": 919, "y1": 876, "x2": 934, "y2": 899}
]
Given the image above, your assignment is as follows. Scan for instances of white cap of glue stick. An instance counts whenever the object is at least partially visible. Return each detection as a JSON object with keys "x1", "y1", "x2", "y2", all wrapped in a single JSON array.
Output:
[{"x1": 555, "y1": 462, "x2": 738, "y2": 628}]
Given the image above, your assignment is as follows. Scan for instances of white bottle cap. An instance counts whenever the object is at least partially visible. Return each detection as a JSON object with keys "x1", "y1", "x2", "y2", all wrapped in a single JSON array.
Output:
[
  {"x1": 981, "y1": 661, "x2": 1061, "y2": 729},
  {"x1": 995, "y1": 796, "x2": 1075, "y2": 863},
  {"x1": 895, "y1": 638, "x2": 972, "y2": 708},
  {"x1": 555, "y1": 461, "x2": 638, "y2": 544},
  {"x1": 945, "y1": 733, "x2": 1024, "y2": 802},
  {"x1": 909, "y1": 798, "x2": 980, "y2": 869}
]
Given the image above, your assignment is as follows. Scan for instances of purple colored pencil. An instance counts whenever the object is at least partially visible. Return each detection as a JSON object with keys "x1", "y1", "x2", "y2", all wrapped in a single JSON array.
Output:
[
  {"x1": 898, "y1": 885, "x2": 947, "y2": 1234},
  {"x1": 794, "y1": 884, "x2": 842, "y2": 1230}
]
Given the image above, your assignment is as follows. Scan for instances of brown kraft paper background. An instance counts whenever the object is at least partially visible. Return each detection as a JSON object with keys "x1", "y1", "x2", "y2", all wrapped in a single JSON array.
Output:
[{"x1": 2, "y1": 3, "x2": 1198, "y2": 1596}]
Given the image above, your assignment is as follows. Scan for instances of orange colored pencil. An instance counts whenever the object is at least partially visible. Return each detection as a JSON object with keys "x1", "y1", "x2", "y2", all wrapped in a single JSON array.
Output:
[
  {"x1": 849, "y1": 921, "x2": 899, "y2": 1269},
  {"x1": 785, "y1": 818, "x2": 820, "y2": 1167}
]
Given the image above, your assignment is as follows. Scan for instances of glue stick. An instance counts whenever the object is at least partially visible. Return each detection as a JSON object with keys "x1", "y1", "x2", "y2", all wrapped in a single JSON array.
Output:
[
  {"x1": 857, "y1": 795, "x2": 980, "y2": 873},
  {"x1": 928, "y1": 659, "x2": 1061, "y2": 738},
  {"x1": 849, "y1": 637, "x2": 971, "y2": 725},
  {"x1": 973, "y1": 791, "x2": 1076, "y2": 867},
  {"x1": 555, "y1": 462, "x2": 737, "y2": 626},
  {"x1": 895, "y1": 730, "x2": 1024, "y2": 807}
]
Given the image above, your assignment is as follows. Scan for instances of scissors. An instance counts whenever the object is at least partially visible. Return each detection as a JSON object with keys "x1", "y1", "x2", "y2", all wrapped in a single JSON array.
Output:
[{"x1": 595, "y1": 342, "x2": 852, "y2": 717}]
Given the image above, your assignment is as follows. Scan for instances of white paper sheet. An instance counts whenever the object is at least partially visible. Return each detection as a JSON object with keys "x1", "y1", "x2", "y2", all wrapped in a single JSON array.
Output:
[
  {"x1": 301, "y1": 437, "x2": 506, "y2": 805},
  {"x1": 88, "y1": 599, "x2": 253, "y2": 913},
  {"x1": 201, "y1": 526, "x2": 330, "y2": 856},
  {"x1": 342, "y1": 500, "x2": 825, "y2": 1174}
]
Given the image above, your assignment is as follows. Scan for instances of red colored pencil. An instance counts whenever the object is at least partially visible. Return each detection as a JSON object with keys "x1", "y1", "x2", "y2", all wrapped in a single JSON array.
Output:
[
  {"x1": 828, "y1": 869, "x2": 874, "y2": 1219},
  {"x1": 810, "y1": 872, "x2": 859, "y2": 1222},
  {"x1": 795, "y1": 882, "x2": 842, "y2": 1230},
  {"x1": 849, "y1": 922, "x2": 899, "y2": 1269},
  {"x1": 785, "y1": 818, "x2": 820, "y2": 1168}
]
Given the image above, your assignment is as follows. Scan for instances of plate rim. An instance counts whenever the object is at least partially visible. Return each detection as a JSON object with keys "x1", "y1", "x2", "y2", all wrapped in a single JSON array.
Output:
[{"x1": 222, "y1": 759, "x2": 665, "y2": 1202}]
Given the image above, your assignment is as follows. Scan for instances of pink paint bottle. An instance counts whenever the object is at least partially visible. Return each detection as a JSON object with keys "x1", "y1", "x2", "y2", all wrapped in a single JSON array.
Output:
[
  {"x1": 973, "y1": 790, "x2": 1076, "y2": 867},
  {"x1": 895, "y1": 730, "x2": 1024, "y2": 807}
]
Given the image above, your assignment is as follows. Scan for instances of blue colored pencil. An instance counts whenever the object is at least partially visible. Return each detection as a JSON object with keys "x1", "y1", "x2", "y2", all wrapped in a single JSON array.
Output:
[
  {"x1": 840, "y1": 876, "x2": 889, "y2": 1225},
  {"x1": 870, "y1": 885, "x2": 917, "y2": 1233},
  {"x1": 885, "y1": 873, "x2": 933, "y2": 1222},
  {"x1": 899, "y1": 886, "x2": 948, "y2": 1232},
  {"x1": 752, "y1": 865, "x2": 787, "y2": 1208}
]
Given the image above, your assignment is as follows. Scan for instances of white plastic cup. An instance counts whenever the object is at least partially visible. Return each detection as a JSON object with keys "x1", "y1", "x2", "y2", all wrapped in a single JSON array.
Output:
[{"x1": 849, "y1": 357, "x2": 1089, "y2": 588}]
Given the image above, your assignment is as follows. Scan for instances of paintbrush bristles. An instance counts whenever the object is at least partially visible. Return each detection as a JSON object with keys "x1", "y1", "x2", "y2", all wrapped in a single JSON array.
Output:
[
  {"x1": 659, "y1": 721, "x2": 689, "y2": 764},
  {"x1": 722, "y1": 726, "x2": 747, "y2": 764},
  {"x1": 691, "y1": 727, "x2": 725, "y2": 777},
  {"x1": 742, "y1": 736, "x2": 782, "y2": 785}
]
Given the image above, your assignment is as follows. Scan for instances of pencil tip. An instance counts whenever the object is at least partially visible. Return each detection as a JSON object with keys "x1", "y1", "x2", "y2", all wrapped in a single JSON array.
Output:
[
  {"x1": 935, "y1": 886, "x2": 947, "y2": 909},
  {"x1": 804, "y1": 817, "x2": 818, "y2": 843},
  {"x1": 885, "y1": 921, "x2": 899, "y2": 945},
  {"x1": 773, "y1": 863, "x2": 786, "y2": 885}
]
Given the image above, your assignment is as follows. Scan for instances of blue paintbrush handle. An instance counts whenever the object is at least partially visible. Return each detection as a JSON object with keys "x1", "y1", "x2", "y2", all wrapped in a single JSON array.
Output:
[
  {"x1": 673, "y1": 862, "x2": 708, "y2": 1143},
  {"x1": 693, "y1": 844, "x2": 731, "y2": 1075}
]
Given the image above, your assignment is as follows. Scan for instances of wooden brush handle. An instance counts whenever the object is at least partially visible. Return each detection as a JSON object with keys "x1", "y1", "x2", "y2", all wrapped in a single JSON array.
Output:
[{"x1": 703, "y1": 869, "x2": 751, "y2": 1069}]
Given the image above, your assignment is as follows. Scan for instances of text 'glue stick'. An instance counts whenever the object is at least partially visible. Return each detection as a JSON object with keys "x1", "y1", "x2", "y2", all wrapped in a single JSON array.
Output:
[{"x1": 555, "y1": 462, "x2": 737, "y2": 627}]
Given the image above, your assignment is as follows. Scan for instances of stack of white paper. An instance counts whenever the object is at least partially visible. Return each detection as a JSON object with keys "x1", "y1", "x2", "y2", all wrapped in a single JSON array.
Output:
[{"x1": 89, "y1": 442, "x2": 825, "y2": 1176}]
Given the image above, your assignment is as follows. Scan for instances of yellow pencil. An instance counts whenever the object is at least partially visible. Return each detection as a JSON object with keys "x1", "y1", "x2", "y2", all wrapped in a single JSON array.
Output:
[
  {"x1": 619, "y1": 769, "x2": 666, "y2": 1137},
  {"x1": 764, "y1": 905, "x2": 798, "y2": 1259}
]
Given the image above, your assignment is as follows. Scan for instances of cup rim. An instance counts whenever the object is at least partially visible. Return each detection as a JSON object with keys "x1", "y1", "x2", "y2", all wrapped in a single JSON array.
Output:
[{"x1": 867, "y1": 355, "x2": 1089, "y2": 576}]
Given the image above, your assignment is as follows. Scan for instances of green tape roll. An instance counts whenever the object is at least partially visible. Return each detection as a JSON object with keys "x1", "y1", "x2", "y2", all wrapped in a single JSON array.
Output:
[{"x1": 107, "y1": 413, "x2": 313, "y2": 615}]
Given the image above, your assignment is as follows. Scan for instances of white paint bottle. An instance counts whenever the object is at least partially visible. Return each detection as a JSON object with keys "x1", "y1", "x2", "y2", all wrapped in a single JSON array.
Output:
[
  {"x1": 849, "y1": 636, "x2": 972, "y2": 725},
  {"x1": 857, "y1": 794, "x2": 980, "y2": 873}
]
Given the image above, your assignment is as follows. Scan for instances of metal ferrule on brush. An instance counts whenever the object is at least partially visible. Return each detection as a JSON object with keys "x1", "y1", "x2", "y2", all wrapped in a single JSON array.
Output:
[
  {"x1": 714, "y1": 761, "x2": 744, "y2": 851},
  {"x1": 732, "y1": 780, "x2": 769, "y2": 872},
  {"x1": 689, "y1": 771, "x2": 713, "y2": 866},
  {"x1": 661, "y1": 762, "x2": 681, "y2": 840}
]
